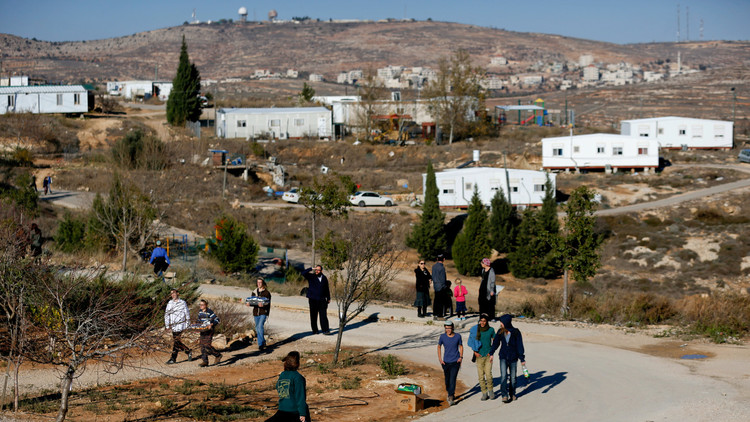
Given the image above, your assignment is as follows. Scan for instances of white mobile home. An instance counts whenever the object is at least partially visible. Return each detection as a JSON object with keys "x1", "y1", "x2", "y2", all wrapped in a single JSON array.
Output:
[
  {"x1": 216, "y1": 107, "x2": 332, "y2": 140},
  {"x1": 426, "y1": 167, "x2": 555, "y2": 208},
  {"x1": 620, "y1": 116, "x2": 733, "y2": 149},
  {"x1": 542, "y1": 133, "x2": 659, "y2": 171},
  {"x1": 0, "y1": 85, "x2": 92, "y2": 115},
  {"x1": 106, "y1": 80, "x2": 173, "y2": 100}
]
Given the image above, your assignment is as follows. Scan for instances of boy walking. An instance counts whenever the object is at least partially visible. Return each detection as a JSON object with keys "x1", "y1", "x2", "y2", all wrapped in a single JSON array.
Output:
[
  {"x1": 437, "y1": 320, "x2": 463, "y2": 406},
  {"x1": 196, "y1": 299, "x2": 222, "y2": 367},
  {"x1": 164, "y1": 289, "x2": 192, "y2": 364}
]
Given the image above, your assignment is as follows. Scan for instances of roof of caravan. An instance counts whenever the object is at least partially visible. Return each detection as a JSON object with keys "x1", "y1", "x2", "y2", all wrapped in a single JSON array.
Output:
[
  {"x1": 433, "y1": 167, "x2": 551, "y2": 178},
  {"x1": 0, "y1": 85, "x2": 89, "y2": 94},
  {"x1": 218, "y1": 107, "x2": 330, "y2": 115},
  {"x1": 541, "y1": 133, "x2": 655, "y2": 142},
  {"x1": 620, "y1": 116, "x2": 731, "y2": 124}
]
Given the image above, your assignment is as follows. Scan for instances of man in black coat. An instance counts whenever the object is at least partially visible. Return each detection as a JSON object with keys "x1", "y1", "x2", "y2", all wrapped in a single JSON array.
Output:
[{"x1": 302, "y1": 265, "x2": 331, "y2": 334}]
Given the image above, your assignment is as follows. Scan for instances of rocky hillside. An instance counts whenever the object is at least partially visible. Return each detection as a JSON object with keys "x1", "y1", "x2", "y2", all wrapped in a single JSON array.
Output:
[{"x1": 2, "y1": 20, "x2": 749, "y2": 83}]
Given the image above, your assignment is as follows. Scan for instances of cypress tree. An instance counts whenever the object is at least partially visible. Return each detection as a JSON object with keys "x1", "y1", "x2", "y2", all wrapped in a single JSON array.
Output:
[
  {"x1": 406, "y1": 161, "x2": 447, "y2": 259},
  {"x1": 489, "y1": 188, "x2": 518, "y2": 254},
  {"x1": 166, "y1": 36, "x2": 202, "y2": 126},
  {"x1": 452, "y1": 187, "x2": 491, "y2": 276},
  {"x1": 538, "y1": 174, "x2": 559, "y2": 234},
  {"x1": 508, "y1": 208, "x2": 561, "y2": 279}
]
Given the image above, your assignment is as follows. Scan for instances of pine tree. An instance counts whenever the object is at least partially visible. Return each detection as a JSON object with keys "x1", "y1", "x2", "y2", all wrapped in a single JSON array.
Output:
[
  {"x1": 207, "y1": 215, "x2": 259, "y2": 273},
  {"x1": 507, "y1": 208, "x2": 561, "y2": 279},
  {"x1": 489, "y1": 188, "x2": 518, "y2": 254},
  {"x1": 299, "y1": 82, "x2": 315, "y2": 104},
  {"x1": 538, "y1": 174, "x2": 559, "y2": 234},
  {"x1": 166, "y1": 36, "x2": 202, "y2": 126},
  {"x1": 406, "y1": 161, "x2": 447, "y2": 259},
  {"x1": 452, "y1": 187, "x2": 491, "y2": 276}
]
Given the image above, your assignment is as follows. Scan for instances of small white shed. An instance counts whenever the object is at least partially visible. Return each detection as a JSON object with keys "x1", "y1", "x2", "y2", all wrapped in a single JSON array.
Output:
[
  {"x1": 542, "y1": 133, "x2": 660, "y2": 171},
  {"x1": 106, "y1": 80, "x2": 173, "y2": 100},
  {"x1": 216, "y1": 107, "x2": 332, "y2": 140},
  {"x1": 426, "y1": 167, "x2": 555, "y2": 208},
  {"x1": 620, "y1": 116, "x2": 733, "y2": 149},
  {"x1": 0, "y1": 85, "x2": 92, "y2": 115}
]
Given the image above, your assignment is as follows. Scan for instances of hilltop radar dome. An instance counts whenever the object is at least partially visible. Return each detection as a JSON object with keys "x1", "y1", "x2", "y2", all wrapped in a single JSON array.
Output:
[
  {"x1": 268, "y1": 9, "x2": 278, "y2": 21},
  {"x1": 238, "y1": 7, "x2": 248, "y2": 22}
]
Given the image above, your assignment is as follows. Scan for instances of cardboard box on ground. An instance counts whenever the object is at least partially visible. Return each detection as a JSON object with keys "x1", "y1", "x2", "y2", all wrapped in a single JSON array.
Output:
[{"x1": 395, "y1": 383, "x2": 430, "y2": 412}]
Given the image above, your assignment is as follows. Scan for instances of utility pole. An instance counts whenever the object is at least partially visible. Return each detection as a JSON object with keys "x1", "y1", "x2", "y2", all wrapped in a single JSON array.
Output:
[{"x1": 731, "y1": 87, "x2": 736, "y2": 121}]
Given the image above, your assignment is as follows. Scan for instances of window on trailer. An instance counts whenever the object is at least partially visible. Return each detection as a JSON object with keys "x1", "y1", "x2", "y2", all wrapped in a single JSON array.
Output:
[
  {"x1": 613, "y1": 146, "x2": 623, "y2": 156},
  {"x1": 74, "y1": 93, "x2": 80, "y2": 105}
]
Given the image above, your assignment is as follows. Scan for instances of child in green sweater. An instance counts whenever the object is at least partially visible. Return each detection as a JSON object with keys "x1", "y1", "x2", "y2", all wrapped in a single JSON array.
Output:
[{"x1": 266, "y1": 351, "x2": 310, "y2": 422}]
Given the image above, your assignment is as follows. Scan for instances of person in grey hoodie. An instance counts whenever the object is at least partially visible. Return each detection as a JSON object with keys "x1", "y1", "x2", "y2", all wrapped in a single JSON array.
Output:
[
  {"x1": 478, "y1": 258, "x2": 496, "y2": 319},
  {"x1": 431, "y1": 254, "x2": 447, "y2": 319},
  {"x1": 490, "y1": 314, "x2": 526, "y2": 403}
]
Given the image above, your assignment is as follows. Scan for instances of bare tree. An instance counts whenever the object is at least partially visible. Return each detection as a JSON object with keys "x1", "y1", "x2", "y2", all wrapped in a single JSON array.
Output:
[
  {"x1": 355, "y1": 70, "x2": 387, "y2": 142},
  {"x1": 299, "y1": 175, "x2": 350, "y2": 267},
  {"x1": 0, "y1": 202, "x2": 34, "y2": 412},
  {"x1": 317, "y1": 216, "x2": 400, "y2": 363},
  {"x1": 25, "y1": 272, "x2": 162, "y2": 422},
  {"x1": 90, "y1": 173, "x2": 165, "y2": 271},
  {"x1": 423, "y1": 49, "x2": 485, "y2": 144}
]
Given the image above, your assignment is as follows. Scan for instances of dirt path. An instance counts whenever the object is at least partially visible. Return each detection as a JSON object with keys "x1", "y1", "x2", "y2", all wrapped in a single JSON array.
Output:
[{"x1": 14, "y1": 287, "x2": 749, "y2": 421}]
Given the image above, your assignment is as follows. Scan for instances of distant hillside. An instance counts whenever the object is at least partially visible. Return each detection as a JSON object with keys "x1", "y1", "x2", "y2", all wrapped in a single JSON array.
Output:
[{"x1": 2, "y1": 20, "x2": 749, "y2": 83}]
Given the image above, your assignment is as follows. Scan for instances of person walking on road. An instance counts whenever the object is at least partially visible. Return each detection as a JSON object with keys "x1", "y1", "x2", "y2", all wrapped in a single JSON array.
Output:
[
  {"x1": 149, "y1": 240, "x2": 170, "y2": 279},
  {"x1": 414, "y1": 260, "x2": 432, "y2": 318},
  {"x1": 265, "y1": 351, "x2": 310, "y2": 422},
  {"x1": 432, "y1": 254, "x2": 447, "y2": 319},
  {"x1": 42, "y1": 176, "x2": 49, "y2": 195},
  {"x1": 437, "y1": 320, "x2": 463, "y2": 406},
  {"x1": 491, "y1": 314, "x2": 526, "y2": 403},
  {"x1": 478, "y1": 258, "x2": 496, "y2": 320},
  {"x1": 196, "y1": 299, "x2": 222, "y2": 367},
  {"x1": 453, "y1": 278, "x2": 468, "y2": 321},
  {"x1": 468, "y1": 314, "x2": 495, "y2": 401},
  {"x1": 164, "y1": 288, "x2": 192, "y2": 364},
  {"x1": 302, "y1": 265, "x2": 330, "y2": 334},
  {"x1": 247, "y1": 278, "x2": 272, "y2": 351}
]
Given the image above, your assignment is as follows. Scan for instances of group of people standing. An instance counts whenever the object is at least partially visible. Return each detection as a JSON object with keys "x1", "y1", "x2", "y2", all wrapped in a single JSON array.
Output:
[
  {"x1": 415, "y1": 255, "x2": 497, "y2": 321},
  {"x1": 439, "y1": 313, "x2": 526, "y2": 406}
]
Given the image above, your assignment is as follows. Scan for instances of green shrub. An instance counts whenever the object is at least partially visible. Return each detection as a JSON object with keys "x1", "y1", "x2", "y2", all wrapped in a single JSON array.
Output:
[
  {"x1": 206, "y1": 215, "x2": 259, "y2": 273},
  {"x1": 340, "y1": 376, "x2": 362, "y2": 390},
  {"x1": 379, "y1": 354, "x2": 406, "y2": 377},
  {"x1": 55, "y1": 212, "x2": 87, "y2": 253}
]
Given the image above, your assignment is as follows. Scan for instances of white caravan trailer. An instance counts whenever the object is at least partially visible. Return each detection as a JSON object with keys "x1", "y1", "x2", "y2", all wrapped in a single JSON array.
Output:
[
  {"x1": 542, "y1": 133, "x2": 659, "y2": 171},
  {"x1": 0, "y1": 85, "x2": 92, "y2": 115},
  {"x1": 216, "y1": 107, "x2": 332, "y2": 140},
  {"x1": 426, "y1": 167, "x2": 555, "y2": 208},
  {"x1": 620, "y1": 116, "x2": 733, "y2": 149}
]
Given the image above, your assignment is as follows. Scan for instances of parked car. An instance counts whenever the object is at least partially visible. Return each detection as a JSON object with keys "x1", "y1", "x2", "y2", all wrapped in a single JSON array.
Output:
[
  {"x1": 739, "y1": 149, "x2": 750, "y2": 163},
  {"x1": 349, "y1": 191, "x2": 395, "y2": 207},
  {"x1": 282, "y1": 188, "x2": 300, "y2": 203}
]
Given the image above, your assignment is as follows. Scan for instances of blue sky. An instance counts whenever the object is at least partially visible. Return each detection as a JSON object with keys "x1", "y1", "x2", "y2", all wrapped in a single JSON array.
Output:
[{"x1": 1, "y1": 0, "x2": 748, "y2": 44}]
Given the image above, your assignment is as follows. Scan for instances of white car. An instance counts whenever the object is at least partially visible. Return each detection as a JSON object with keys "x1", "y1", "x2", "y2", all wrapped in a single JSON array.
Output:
[
  {"x1": 282, "y1": 188, "x2": 300, "y2": 203},
  {"x1": 349, "y1": 191, "x2": 395, "y2": 207}
]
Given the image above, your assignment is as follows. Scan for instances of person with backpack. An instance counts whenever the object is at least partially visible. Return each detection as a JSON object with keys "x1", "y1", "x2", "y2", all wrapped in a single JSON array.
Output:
[
  {"x1": 490, "y1": 314, "x2": 526, "y2": 403},
  {"x1": 265, "y1": 351, "x2": 310, "y2": 422},
  {"x1": 149, "y1": 240, "x2": 170, "y2": 279}
]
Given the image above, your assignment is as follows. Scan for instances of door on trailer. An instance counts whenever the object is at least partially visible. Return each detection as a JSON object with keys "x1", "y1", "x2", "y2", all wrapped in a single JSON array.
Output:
[
  {"x1": 318, "y1": 117, "x2": 329, "y2": 138},
  {"x1": 439, "y1": 179, "x2": 456, "y2": 207}
]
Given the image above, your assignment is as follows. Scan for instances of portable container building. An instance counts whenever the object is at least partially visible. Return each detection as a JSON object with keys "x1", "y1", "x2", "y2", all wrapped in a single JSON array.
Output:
[
  {"x1": 620, "y1": 116, "x2": 733, "y2": 149},
  {"x1": 0, "y1": 85, "x2": 92, "y2": 114},
  {"x1": 216, "y1": 107, "x2": 332, "y2": 140},
  {"x1": 542, "y1": 133, "x2": 659, "y2": 171},
  {"x1": 426, "y1": 167, "x2": 555, "y2": 208}
]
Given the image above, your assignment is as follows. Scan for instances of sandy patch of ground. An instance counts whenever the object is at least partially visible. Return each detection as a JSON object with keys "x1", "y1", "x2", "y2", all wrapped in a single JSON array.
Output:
[
  {"x1": 78, "y1": 118, "x2": 121, "y2": 150},
  {"x1": 684, "y1": 237, "x2": 721, "y2": 261}
]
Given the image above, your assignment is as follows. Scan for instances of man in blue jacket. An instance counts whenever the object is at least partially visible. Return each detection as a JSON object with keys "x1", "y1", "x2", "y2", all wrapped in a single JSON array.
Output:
[
  {"x1": 302, "y1": 265, "x2": 330, "y2": 334},
  {"x1": 490, "y1": 314, "x2": 526, "y2": 403},
  {"x1": 149, "y1": 240, "x2": 170, "y2": 278}
]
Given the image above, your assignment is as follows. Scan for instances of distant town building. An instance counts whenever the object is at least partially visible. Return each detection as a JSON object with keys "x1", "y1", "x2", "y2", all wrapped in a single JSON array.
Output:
[
  {"x1": 579, "y1": 54, "x2": 594, "y2": 67},
  {"x1": 0, "y1": 76, "x2": 29, "y2": 87},
  {"x1": 582, "y1": 65, "x2": 600, "y2": 82},
  {"x1": 308, "y1": 74, "x2": 324, "y2": 82},
  {"x1": 490, "y1": 56, "x2": 508, "y2": 66},
  {"x1": 480, "y1": 76, "x2": 503, "y2": 90}
]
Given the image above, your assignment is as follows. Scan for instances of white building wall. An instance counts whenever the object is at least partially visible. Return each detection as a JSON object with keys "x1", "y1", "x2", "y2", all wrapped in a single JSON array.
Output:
[
  {"x1": 542, "y1": 134, "x2": 659, "y2": 170},
  {"x1": 620, "y1": 117, "x2": 733, "y2": 149},
  {"x1": 426, "y1": 167, "x2": 554, "y2": 208},
  {"x1": 216, "y1": 107, "x2": 332, "y2": 140},
  {"x1": 1, "y1": 86, "x2": 89, "y2": 114}
]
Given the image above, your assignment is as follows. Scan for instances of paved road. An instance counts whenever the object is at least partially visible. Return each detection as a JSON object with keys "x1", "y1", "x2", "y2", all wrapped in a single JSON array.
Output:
[{"x1": 200, "y1": 284, "x2": 750, "y2": 422}]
